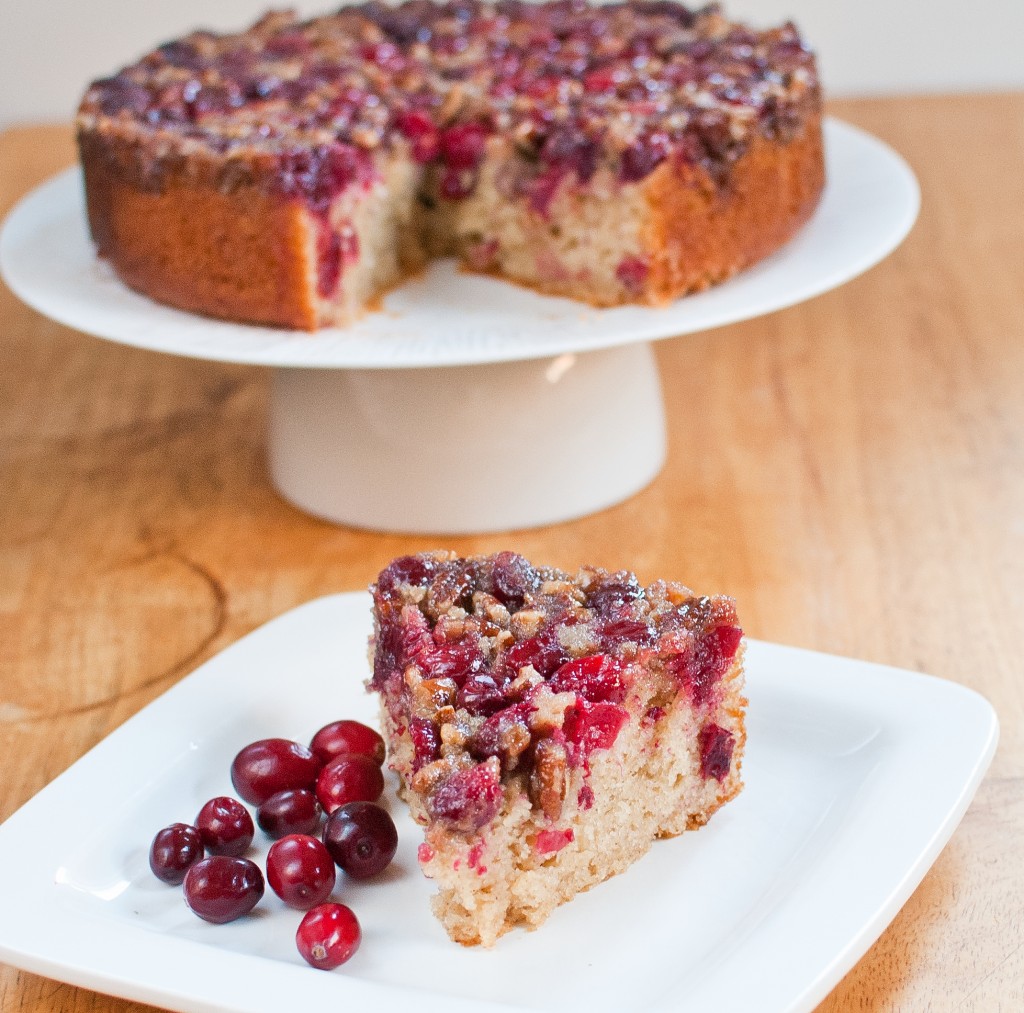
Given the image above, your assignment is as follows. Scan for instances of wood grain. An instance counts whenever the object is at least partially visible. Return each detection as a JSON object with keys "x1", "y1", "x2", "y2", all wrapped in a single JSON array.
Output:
[{"x1": 2, "y1": 94, "x2": 1023, "y2": 1011}]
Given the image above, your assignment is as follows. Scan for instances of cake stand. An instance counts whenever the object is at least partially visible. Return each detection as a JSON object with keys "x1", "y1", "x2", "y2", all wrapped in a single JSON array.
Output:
[{"x1": 0, "y1": 118, "x2": 918, "y2": 533}]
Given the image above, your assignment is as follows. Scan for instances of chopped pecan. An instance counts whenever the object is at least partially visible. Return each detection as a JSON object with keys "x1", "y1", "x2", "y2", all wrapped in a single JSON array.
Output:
[{"x1": 530, "y1": 738, "x2": 568, "y2": 821}]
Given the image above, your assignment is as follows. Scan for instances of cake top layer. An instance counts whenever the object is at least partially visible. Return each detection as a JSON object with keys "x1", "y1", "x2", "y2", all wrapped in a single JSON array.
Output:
[
  {"x1": 370, "y1": 551, "x2": 742, "y2": 833},
  {"x1": 79, "y1": 0, "x2": 818, "y2": 198}
]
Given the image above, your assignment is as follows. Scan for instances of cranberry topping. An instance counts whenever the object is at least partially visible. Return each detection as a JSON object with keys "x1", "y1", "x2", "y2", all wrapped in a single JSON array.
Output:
[
  {"x1": 428, "y1": 760, "x2": 503, "y2": 832},
  {"x1": 488, "y1": 551, "x2": 539, "y2": 610},
  {"x1": 85, "y1": 2, "x2": 820, "y2": 213},
  {"x1": 670, "y1": 624, "x2": 743, "y2": 706},
  {"x1": 438, "y1": 121, "x2": 488, "y2": 170},
  {"x1": 396, "y1": 109, "x2": 440, "y2": 162},
  {"x1": 540, "y1": 127, "x2": 599, "y2": 184},
  {"x1": 501, "y1": 629, "x2": 566, "y2": 680},
  {"x1": 549, "y1": 654, "x2": 626, "y2": 704},
  {"x1": 409, "y1": 715, "x2": 442, "y2": 770},
  {"x1": 585, "y1": 574, "x2": 643, "y2": 615},
  {"x1": 598, "y1": 615, "x2": 654, "y2": 649},
  {"x1": 699, "y1": 723, "x2": 735, "y2": 781},
  {"x1": 457, "y1": 672, "x2": 509, "y2": 715},
  {"x1": 469, "y1": 701, "x2": 533, "y2": 767},
  {"x1": 563, "y1": 699, "x2": 629, "y2": 761},
  {"x1": 274, "y1": 144, "x2": 369, "y2": 215},
  {"x1": 371, "y1": 552, "x2": 742, "y2": 827}
]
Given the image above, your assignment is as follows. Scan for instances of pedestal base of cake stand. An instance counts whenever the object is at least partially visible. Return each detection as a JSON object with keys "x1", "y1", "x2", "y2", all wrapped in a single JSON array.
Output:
[{"x1": 268, "y1": 341, "x2": 666, "y2": 533}]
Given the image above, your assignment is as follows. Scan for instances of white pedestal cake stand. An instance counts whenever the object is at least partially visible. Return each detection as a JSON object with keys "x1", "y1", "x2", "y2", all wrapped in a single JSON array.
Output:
[{"x1": 0, "y1": 118, "x2": 918, "y2": 533}]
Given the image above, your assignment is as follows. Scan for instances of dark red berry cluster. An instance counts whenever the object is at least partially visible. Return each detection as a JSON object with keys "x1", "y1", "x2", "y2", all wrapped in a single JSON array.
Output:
[{"x1": 148, "y1": 719, "x2": 397, "y2": 970}]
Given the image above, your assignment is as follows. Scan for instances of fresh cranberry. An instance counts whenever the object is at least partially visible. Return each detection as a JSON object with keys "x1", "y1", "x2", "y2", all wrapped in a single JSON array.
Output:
[
  {"x1": 195, "y1": 796, "x2": 254, "y2": 857},
  {"x1": 699, "y1": 723, "x2": 735, "y2": 781},
  {"x1": 549, "y1": 655, "x2": 626, "y2": 703},
  {"x1": 257, "y1": 789, "x2": 321, "y2": 838},
  {"x1": 310, "y1": 720, "x2": 386, "y2": 767},
  {"x1": 438, "y1": 122, "x2": 487, "y2": 170},
  {"x1": 316, "y1": 754, "x2": 385, "y2": 814},
  {"x1": 323, "y1": 801, "x2": 398, "y2": 878},
  {"x1": 296, "y1": 903, "x2": 361, "y2": 970},
  {"x1": 409, "y1": 716, "x2": 442, "y2": 771},
  {"x1": 428, "y1": 761, "x2": 503, "y2": 831},
  {"x1": 563, "y1": 700, "x2": 629, "y2": 760},
  {"x1": 230, "y1": 738, "x2": 322, "y2": 806},
  {"x1": 266, "y1": 834, "x2": 336, "y2": 909},
  {"x1": 149, "y1": 823, "x2": 204, "y2": 884},
  {"x1": 183, "y1": 856, "x2": 264, "y2": 923}
]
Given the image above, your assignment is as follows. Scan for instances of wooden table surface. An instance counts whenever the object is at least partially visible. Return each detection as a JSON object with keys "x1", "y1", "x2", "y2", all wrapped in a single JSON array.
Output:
[{"x1": 1, "y1": 93, "x2": 1022, "y2": 1011}]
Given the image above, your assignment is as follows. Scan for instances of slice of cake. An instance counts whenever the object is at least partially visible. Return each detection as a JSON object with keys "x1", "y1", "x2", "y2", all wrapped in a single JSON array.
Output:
[
  {"x1": 76, "y1": 1, "x2": 824, "y2": 329},
  {"x1": 369, "y1": 551, "x2": 746, "y2": 946}
]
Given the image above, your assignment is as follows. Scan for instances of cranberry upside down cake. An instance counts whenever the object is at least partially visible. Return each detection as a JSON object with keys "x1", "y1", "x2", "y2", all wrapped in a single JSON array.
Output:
[
  {"x1": 370, "y1": 551, "x2": 746, "y2": 945},
  {"x1": 77, "y1": 0, "x2": 824, "y2": 330}
]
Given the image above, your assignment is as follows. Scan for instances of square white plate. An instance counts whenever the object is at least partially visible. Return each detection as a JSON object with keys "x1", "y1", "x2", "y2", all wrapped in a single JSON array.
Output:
[{"x1": 0, "y1": 593, "x2": 997, "y2": 1013}]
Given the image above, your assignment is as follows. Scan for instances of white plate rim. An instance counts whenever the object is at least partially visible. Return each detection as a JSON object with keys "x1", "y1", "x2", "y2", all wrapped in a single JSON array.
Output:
[
  {"x1": 0, "y1": 118, "x2": 920, "y2": 369},
  {"x1": 0, "y1": 593, "x2": 997, "y2": 1013}
]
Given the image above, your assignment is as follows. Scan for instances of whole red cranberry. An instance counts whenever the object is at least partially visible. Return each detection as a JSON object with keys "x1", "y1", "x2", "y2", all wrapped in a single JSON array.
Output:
[
  {"x1": 149, "y1": 823, "x2": 204, "y2": 884},
  {"x1": 323, "y1": 802, "x2": 398, "y2": 879},
  {"x1": 309, "y1": 720, "x2": 386, "y2": 767},
  {"x1": 230, "y1": 738, "x2": 322, "y2": 806},
  {"x1": 296, "y1": 903, "x2": 361, "y2": 969},
  {"x1": 184, "y1": 856, "x2": 264, "y2": 923},
  {"x1": 266, "y1": 834, "x2": 336, "y2": 910},
  {"x1": 315, "y1": 755, "x2": 385, "y2": 814},
  {"x1": 257, "y1": 788, "x2": 321, "y2": 839},
  {"x1": 195, "y1": 796, "x2": 254, "y2": 857}
]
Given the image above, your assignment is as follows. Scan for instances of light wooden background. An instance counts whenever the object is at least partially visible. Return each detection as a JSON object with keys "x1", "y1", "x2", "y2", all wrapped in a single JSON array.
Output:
[{"x1": 1, "y1": 93, "x2": 1023, "y2": 1009}]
